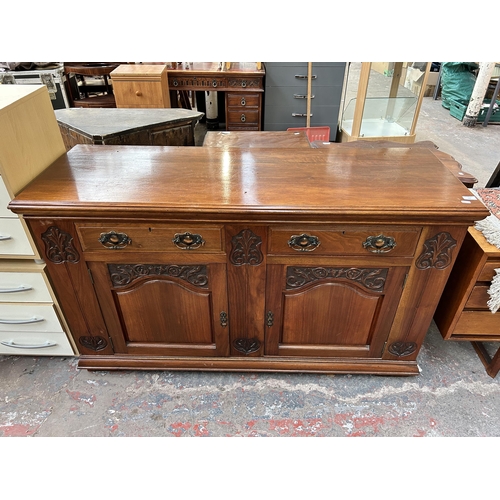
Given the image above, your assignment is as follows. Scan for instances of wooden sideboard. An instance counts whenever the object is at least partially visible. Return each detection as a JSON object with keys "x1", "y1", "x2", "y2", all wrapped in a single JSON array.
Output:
[
  {"x1": 9, "y1": 145, "x2": 488, "y2": 374},
  {"x1": 166, "y1": 62, "x2": 265, "y2": 131}
]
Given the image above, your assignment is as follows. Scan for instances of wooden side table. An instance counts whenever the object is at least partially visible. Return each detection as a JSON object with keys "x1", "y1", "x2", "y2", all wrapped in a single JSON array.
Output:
[
  {"x1": 110, "y1": 64, "x2": 171, "y2": 108},
  {"x1": 434, "y1": 227, "x2": 500, "y2": 378}
]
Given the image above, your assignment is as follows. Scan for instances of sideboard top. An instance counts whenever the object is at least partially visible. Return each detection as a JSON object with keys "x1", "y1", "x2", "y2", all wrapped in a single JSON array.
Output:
[{"x1": 10, "y1": 145, "x2": 489, "y2": 224}]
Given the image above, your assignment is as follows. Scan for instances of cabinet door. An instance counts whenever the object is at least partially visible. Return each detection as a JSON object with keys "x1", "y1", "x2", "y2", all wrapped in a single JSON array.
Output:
[
  {"x1": 89, "y1": 261, "x2": 229, "y2": 357},
  {"x1": 265, "y1": 264, "x2": 408, "y2": 358}
]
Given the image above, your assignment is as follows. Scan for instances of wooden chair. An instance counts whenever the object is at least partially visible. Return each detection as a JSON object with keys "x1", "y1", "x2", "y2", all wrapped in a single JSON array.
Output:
[{"x1": 64, "y1": 62, "x2": 123, "y2": 108}]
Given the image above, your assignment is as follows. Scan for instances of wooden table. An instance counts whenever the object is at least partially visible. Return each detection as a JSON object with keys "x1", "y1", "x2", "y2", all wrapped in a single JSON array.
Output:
[
  {"x1": 202, "y1": 130, "x2": 312, "y2": 148},
  {"x1": 166, "y1": 62, "x2": 265, "y2": 131},
  {"x1": 9, "y1": 145, "x2": 488, "y2": 375},
  {"x1": 55, "y1": 108, "x2": 204, "y2": 150}
]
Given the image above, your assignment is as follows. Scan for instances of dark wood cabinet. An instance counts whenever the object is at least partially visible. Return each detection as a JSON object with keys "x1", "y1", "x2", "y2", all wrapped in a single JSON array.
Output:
[{"x1": 9, "y1": 145, "x2": 488, "y2": 375}]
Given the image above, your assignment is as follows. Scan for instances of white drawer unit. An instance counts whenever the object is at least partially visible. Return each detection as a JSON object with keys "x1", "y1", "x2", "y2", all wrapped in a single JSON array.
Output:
[
  {"x1": 0, "y1": 304, "x2": 65, "y2": 333},
  {"x1": 0, "y1": 218, "x2": 37, "y2": 257},
  {"x1": 0, "y1": 85, "x2": 76, "y2": 357},
  {"x1": 0, "y1": 331, "x2": 74, "y2": 356},
  {"x1": 0, "y1": 272, "x2": 53, "y2": 303}
]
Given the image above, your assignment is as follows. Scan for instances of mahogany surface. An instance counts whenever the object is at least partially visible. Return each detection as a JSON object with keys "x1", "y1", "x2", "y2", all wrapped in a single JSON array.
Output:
[
  {"x1": 10, "y1": 145, "x2": 488, "y2": 374},
  {"x1": 202, "y1": 130, "x2": 311, "y2": 148}
]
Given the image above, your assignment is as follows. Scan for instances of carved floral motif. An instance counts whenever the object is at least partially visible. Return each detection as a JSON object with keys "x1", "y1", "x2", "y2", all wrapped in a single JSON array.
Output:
[
  {"x1": 388, "y1": 341, "x2": 417, "y2": 357},
  {"x1": 230, "y1": 229, "x2": 263, "y2": 266},
  {"x1": 41, "y1": 226, "x2": 80, "y2": 264},
  {"x1": 416, "y1": 232, "x2": 457, "y2": 270},
  {"x1": 79, "y1": 336, "x2": 108, "y2": 351},
  {"x1": 286, "y1": 267, "x2": 388, "y2": 291},
  {"x1": 108, "y1": 264, "x2": 208, "y2": 288},
  {"x1": 233, "y1": 338, "x2": 261, "y2": 354}
]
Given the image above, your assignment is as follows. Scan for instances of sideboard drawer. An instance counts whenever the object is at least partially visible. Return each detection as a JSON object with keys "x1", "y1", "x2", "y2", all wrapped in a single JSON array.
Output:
[
  {"x1": 0, "y1": 330, "x2": 73, "y2": 355},
  {"x1": 76, "y1": 224, "x2": 225, "y2": 253},
  {"x1": 268, "y1": 227, "x2": 421, "y2": 257},
  {"x1": 0, "y1": 304, "x2": 64, "y2": 333},
  {"x1": 0, "y1": 218, "x2": 36, "y2": 256},
  {"x1": 0, "y1": 272, "x2": 53, "y2": 303}
]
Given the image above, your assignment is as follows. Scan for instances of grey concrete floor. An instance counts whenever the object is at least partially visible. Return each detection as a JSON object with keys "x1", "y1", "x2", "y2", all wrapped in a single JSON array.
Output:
[{"x1": 1, "y1": 93, "x2": 499, "y2": 442}]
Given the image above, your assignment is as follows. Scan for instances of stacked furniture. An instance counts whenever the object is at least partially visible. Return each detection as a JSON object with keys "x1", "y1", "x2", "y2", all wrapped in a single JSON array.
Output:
[{"x1": 0, "y1": 85, "x2": 75, "y2": 357}]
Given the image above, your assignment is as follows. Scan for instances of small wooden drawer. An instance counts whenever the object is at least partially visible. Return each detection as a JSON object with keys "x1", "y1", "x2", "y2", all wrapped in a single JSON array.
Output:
[
  {"x1": 227, "y1": 93, "x2": 260, "y2": 108},
  {"x1": 478, "y1": 261, "x2": 500, "y2": 282},
  {"x1": 0, "y1": 330, "x2": 74, "y2": 355},
  {"x1": 227, "y1": 109, "x2": 260, "y2": 126},
  {"x1": 268, "y1": 227, "x2": 421, "y2": 257},
  {"x1": 0, "y1": 304, "x2": 64, "y2": 333},
  {"x1": 465, "y1": 285, "x2": 490, "y2": 309},
  {"x1": 0, "y1": 176, "x2": 14, "y2": 217},
  {"x1": 76, "y1": 224, "x2": 224, "y2": 253},
  {"x1": 454, "y1": 311, "x2": 500, "y2": 337},
  {"x1": 0, "y1": 272, "x2": 53, "y2": 303},
  {"x1": 0, "y1": 218, "x2": 36, "y2": 257}
]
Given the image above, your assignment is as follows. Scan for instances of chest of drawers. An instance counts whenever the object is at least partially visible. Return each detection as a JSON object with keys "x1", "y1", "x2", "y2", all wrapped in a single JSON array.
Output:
[
  {"x1": 0, "y1": 85, "x2": 75, "y2": 357},
  {"x1": 434, "y1": 227, "x2": 500, "y2": 377},
  {"x1": 9, "y1": 145, "x2": 487, "y2": 374},
  {"x1": 111, "y1": 64, "x2": 171, "y2": 108}
]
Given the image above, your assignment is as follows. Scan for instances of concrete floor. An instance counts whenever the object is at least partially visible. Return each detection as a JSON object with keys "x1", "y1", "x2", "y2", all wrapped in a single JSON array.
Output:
[{"x1": 1, "y1": 94, "x2": 499, "y2": 440}]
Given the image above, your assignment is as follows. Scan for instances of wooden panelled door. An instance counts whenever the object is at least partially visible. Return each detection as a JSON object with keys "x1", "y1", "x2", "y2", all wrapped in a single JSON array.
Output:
[
  {"x1": 265, "y1": 264, "x2": 409, "y2": 358},
  {"x1": 88, "y1": 261, "x2": 230, "y2": 357}
]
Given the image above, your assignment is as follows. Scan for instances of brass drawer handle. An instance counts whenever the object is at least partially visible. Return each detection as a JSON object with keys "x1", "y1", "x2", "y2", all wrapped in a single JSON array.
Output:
[
  {"x1": 99, "y1": 231, "x2": 132, "y2": 249},
  {"x1": 288, "y1": 233, "x2": 321, "y2": 252},
  {"x1": 240, "y1": 114, "x2": 246, "y2": 122},
  {"x1": 240, "y1": 97, "x2": 246, "y2": 106},
  {"x1": 363, "y1": 234, "x2": 397, "y2": 253},
  {"x1": 172, "y1": 232, "x2": 205, "y2": 250}
]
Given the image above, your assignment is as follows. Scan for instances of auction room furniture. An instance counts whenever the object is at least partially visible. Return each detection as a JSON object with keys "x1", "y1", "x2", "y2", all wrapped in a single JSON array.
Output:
[
  {"x1": 202, "y1": 130, "x2": 312, "y2": 148},
  {"x1": 263, "y1": 62, "x2": 345, "y2": 141},
  {"x1": 63, "y1": 62, "x2": 121, "y2": 108},
  {"x1": 167, "y1": 62, "x2": 265, "y2": 131},
  {"x1": 55, "y1": 108, "x2": 204, "y2": 150},
  {"x1": 339, "y1": 62, "x2": 431, "y2": 143},
  {"x1": 0, "y1": 85, "x2": 75, "y2": 356},
  {"x1": 111, "y1": 64, "x2": 171, "y2": 108},
  {"x1": 434, "y1": 227, "x2": 500, "y2": 378},
  {"x1": 9, "y1": 145, "x2": 487, "y2": 374},
  {"x1": 310, "y1": 140, "x2": 478, "y2": 188}
]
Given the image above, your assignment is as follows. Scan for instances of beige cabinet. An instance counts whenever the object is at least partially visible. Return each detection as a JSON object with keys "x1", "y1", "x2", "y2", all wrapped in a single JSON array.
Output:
[
  {"x1": 0, "y1": 85, "x2": 75, "y2": 356},
  {"x1": 111, "y1": 64, "x2": 171, "y2": 108}
]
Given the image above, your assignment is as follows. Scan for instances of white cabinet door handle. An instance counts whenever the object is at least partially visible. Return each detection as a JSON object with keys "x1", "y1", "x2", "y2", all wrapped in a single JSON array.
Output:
[{"x1": 1, "y1": 340, "x2": 57, "y2": 349}]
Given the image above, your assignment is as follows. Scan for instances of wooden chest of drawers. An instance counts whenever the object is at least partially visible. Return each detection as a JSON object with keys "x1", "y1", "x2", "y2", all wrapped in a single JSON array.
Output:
[
  {"x1": 10, "y1": 145, "x2": 488, "y2": 374},
  {"x1": 434, "y1": 227, "x2": 500, "y2": 377},
  {"x1": 0, "y1": 85, "x2": 75, "y2": 357}
]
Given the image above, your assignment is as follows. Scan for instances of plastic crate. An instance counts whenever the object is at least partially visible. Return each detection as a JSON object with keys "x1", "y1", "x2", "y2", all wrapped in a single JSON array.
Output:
[
  {"x1": 287, "y1": 126, "x2": 331, "y2": 142},
  {"x1": 449, "y1": 99, "x2": 468, "y2": 121},
  {"x1": 449, "y1": 98, "x2": 500, "y2": 122}
]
